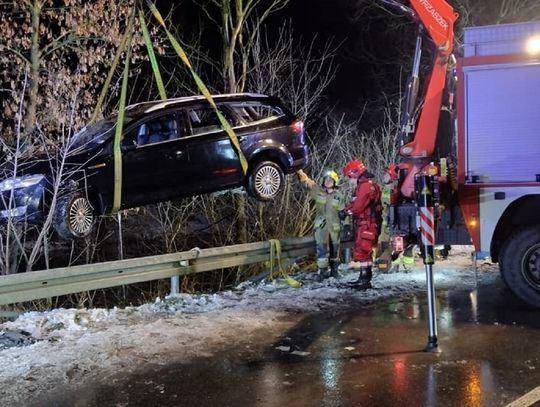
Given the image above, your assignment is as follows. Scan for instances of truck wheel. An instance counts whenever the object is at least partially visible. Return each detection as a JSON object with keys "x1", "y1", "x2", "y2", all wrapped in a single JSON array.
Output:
[
  {"x1": 54, "y1": 193, "x2": 95, "y2": 240},
  {"x1": 500, "y1": 226, "x2": 540, "y2": 307},
  {"x1": 247, "y1": 161, "x2": 284, "y2": 201}
]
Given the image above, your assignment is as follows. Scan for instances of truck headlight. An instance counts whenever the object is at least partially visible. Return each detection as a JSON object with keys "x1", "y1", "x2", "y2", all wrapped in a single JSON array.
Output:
[{"x1": 0, "y1": 174, "x2": 45, "y2": 192}]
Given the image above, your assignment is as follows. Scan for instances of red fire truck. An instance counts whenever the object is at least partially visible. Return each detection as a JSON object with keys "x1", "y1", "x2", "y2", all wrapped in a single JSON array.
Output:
[{"x1": 384, "y1": 0, "x2": 540, "y2": 307}]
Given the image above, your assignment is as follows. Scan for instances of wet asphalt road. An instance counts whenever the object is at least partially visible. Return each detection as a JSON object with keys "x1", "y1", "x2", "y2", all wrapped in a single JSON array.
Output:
[{"x1": 35, "y1": 276, "x2": 540, "y2": 407}]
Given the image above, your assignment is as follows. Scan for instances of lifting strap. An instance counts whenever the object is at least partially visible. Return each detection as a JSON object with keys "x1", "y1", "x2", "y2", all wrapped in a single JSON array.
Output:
[
  {"x1": 112, "y1": 8, "x2": 136, "y2": 213},
  {"x1": 139, "y1": 10, "x2": 167, "y2": 101},
  {"x1": 89, "y1": 16, "x2": 131, "y2": 125}
]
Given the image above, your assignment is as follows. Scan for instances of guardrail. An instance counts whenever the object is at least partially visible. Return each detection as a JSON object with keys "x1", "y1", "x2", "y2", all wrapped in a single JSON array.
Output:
[{"x1": 0, "y1": 236, "x2": 316, "y2": 306}]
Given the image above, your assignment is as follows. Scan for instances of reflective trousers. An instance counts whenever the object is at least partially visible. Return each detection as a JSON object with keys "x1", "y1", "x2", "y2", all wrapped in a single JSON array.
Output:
[{"x1": 315, "y1": 228, "x2": 340, "y2": 269}]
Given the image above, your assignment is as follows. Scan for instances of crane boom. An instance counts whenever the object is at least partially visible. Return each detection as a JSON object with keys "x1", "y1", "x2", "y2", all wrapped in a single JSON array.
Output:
[{"x1": 382, "y1": 0, "x2": 458, "y2": 197}]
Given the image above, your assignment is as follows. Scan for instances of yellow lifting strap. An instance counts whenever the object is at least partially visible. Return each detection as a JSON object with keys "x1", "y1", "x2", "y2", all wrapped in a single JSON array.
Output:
[
  {"x1": 112, "y1": 8, "x2": 136, "y2": 213},
  {"x1": 146, "y1": 0, "x2": 249, "y2": 175},
  {"x1": 139, "y1": 10, "x2": 167, "y2": 101},
  {"x1": 268, "y1": 239, "x2": 301, "y2": 288}
]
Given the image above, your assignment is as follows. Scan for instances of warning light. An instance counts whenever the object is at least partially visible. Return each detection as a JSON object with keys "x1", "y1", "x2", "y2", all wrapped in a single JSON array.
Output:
[
  {"x1": 526, "y1": 36, "x2": 540, "y2": 55},
  {"x1": 469, "y1": 216, "x2": 477, "y2": 228},
  {"x1": 426, "y1": 163, "x2": 438, "y2": 176}
]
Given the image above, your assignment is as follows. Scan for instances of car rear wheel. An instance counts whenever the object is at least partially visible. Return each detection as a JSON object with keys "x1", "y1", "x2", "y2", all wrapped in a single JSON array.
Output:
[
  {"x1": 54, "y1": 193, "x2": 95, "y2": 240},
  {"x1": 247, "y1": 161, "x2": 284, "y2": 201}
]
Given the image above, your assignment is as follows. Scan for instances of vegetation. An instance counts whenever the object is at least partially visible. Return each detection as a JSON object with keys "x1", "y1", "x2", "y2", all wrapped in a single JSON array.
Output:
[{"x1": 1, "y1": 0, "x2": 539, "y2": 309}]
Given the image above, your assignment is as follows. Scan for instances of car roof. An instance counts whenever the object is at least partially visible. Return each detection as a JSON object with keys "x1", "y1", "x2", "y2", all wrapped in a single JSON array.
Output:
[{"x1": 124, "y1": 93, "x2": 273, "y2": 117}]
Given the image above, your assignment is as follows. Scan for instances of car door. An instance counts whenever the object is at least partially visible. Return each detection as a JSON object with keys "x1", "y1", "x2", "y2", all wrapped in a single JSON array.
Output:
[
  {"x1": 183, "y1": 103, "x2": 244, "y2": 193},
  {"x1": 120, "y1": 111, "x2": 193, "y2": 208}
]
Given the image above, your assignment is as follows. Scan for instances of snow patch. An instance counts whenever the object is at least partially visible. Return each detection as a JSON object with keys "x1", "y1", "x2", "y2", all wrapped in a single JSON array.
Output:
[{"x1": 0, "y1": 254, "x2": 498, "y2": 405}]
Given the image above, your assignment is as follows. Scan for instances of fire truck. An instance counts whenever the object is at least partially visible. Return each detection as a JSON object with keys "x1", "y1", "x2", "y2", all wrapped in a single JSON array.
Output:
[{"x1": 383, "y1": 0, "x2": 540, "y2": 307}]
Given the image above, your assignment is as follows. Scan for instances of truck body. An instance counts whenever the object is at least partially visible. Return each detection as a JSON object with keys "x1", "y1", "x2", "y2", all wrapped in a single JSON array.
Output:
[{"x1": 384, "y1": 0, "x2": 540, "y2": 307}]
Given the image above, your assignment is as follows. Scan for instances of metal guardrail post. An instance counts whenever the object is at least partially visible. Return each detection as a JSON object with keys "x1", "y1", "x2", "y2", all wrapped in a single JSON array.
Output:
[{"x1": 170, "y1": 260, "x2": 189, "y2": 295}]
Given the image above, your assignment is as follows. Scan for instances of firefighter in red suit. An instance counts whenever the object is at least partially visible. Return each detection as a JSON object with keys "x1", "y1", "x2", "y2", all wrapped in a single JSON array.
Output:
[{"x1": 340, "y1": 160, "x2": 382, "y2": 289}]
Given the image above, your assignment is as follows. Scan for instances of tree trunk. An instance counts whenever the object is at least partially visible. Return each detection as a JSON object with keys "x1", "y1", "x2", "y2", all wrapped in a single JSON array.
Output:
[{"x1": 24, "y1": 0, "x2": 43, "y2": 138}]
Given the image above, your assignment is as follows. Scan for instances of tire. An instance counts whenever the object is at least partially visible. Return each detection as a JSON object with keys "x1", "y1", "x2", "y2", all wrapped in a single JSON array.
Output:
[
  {"x1": 246, "y1": 161, "x2": 285, "y2": 201},
  {"x1": 500, "y1": 226, "x2": 540, "y2": 308},
  {"x1": 54, "y1": 193, "x2": 95, "y2": 240}
]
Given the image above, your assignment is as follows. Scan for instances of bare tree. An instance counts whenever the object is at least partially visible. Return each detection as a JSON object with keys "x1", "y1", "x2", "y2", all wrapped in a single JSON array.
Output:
[
  {"x1": 199, "y1": 0, "x2": 290, "y2": 93},
  {"x1": 249, "y1": 21, "x2": 339, "y2": 123}
]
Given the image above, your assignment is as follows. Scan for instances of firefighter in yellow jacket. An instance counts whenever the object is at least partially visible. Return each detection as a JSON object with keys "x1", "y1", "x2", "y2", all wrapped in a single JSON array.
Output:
[{"x1": 297, "y1": 169, "x2": 346, "y2": 280}]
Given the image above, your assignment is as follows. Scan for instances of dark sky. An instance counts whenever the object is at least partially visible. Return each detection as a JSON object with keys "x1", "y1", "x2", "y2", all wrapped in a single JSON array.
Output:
[
  {"x1": 270, "y1": 0, "x2": 417, "y2": 112},
  {"x1": 165, "y1": 0, "x2": 418, "y2": 117}
]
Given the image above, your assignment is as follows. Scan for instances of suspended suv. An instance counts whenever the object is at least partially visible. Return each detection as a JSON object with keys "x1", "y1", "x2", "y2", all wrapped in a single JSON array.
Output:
[{"x1": 0, "y1": 93, "x2": 309, "y2": 239}]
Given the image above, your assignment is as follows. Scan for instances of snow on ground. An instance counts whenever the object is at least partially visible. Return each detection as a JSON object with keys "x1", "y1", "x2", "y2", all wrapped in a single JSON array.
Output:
[{"x1": 0, "y1": 248, "x2": 498, "y2": 406}]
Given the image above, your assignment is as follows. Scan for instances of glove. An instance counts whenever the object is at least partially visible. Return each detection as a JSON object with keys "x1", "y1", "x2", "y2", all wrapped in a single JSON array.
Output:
[{"x1": 338, "y1": 210, "x2": 348, "y2": 221}]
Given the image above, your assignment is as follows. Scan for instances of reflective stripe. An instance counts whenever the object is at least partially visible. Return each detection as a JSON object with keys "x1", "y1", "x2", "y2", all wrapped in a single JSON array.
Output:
[
  {"x1": 315, "y1": 195, "x2": 327, "y2": 204},
  {"x1": 420, "y1": 207, "x2": 435, "y2": 246},
  {"x1": 317, "y1": 258, "x2": 329, "y2": 269}
]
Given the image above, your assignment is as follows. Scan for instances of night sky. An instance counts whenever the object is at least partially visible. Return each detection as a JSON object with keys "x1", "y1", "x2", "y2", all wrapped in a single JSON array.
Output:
[
  {"x1": 163, "y1": 0, "x2": 423, "y2": 124},
  {"x1": 270, "y1": 0, "x2": 418, "y2": 114}
]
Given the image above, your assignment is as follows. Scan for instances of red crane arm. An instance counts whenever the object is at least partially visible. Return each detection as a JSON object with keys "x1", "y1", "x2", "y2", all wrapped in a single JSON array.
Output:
[{"x1": 401, "y1": 0, "x2": 458, "y2": 159}]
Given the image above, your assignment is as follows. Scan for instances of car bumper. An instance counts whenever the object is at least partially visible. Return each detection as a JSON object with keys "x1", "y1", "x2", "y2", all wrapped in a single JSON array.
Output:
[{"x1": 288, "y1": 145, "x2": 310, "y2": 173}]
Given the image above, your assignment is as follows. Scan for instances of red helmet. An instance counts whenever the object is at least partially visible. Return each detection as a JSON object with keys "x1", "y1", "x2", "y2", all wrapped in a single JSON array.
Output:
[
  {"x1": 343, "y1": 160, "x2": 367, "y2": 178},
  {"x1": 385, "y1": 164, "x2": 398, "y2": 180}
]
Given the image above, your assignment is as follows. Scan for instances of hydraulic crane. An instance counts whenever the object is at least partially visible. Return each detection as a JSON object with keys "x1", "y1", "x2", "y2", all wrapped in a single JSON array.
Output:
[{"x1": 381, "y1": 0, "x2": 540, "y2": 311}]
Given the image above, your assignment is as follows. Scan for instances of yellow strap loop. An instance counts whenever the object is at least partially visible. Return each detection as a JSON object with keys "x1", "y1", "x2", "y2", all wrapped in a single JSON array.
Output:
[{"x1": 269, "y1": 239, "x2": 301, "y2": 288}]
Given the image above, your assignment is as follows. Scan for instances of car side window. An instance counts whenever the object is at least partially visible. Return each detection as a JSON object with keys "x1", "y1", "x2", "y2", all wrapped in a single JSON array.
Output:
[
  {"x1": 229, "y1": 103, "x2": 284, "y2": 124},
  {"x1": 124, "y1": 114, "x2": 181, "y2": 148},
  {"x1": 187, "y1": 107, "x2": 237, "y2": 136}
]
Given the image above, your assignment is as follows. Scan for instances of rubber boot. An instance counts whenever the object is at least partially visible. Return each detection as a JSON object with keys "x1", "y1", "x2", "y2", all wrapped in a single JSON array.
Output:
[
  {"x1": 317, "y1": 268, "x2": 329, "y2": 281},
  {"x1": 329, "y1": 259, "x2": 339, "y2": 278},
  {"x1": 348, "y1": 266, "x2": 372, "y2": 290}
]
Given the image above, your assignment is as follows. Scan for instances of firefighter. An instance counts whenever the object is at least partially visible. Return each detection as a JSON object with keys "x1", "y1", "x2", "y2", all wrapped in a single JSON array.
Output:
[
  {"x1": 297, "y1": 169, "x2": 346, "y2": 280},
  {"x1": 339, "y1": 160, "x2": 382, "y2": 289}
]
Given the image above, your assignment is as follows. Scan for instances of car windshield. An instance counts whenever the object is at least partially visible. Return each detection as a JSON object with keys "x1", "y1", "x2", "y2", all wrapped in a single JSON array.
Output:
[{"x1": 71, "y1": 119, "x2": 116, "y2": 150}]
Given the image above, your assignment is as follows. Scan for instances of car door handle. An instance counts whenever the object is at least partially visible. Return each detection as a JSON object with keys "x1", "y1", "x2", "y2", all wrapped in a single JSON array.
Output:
[{"x1": 168, "y1": 150, "x2": 184, "y2": 159}]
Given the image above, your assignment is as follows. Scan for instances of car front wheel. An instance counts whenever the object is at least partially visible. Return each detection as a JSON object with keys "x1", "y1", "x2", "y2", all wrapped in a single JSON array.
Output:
[
  {"x1": 247, "y1": 161, "x2": 284, "y2": 201},
  {"x1": 54, "y1": 193, "x2": 95, "y2": 240}
]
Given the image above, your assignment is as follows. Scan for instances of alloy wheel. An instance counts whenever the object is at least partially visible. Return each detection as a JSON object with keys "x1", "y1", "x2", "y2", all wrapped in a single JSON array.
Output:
[
  {"x1": 254, "y1": 165, "x2": 282, "y2": 199},
  {"x1": 68, "y1": 197, "x2": 94, "y2": 236}
]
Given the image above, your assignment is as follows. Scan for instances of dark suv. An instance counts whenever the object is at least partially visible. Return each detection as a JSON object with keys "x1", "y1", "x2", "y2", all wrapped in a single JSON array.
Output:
[{"x1": 0, "y1": 93, "x2": 309, "y2": 239}]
